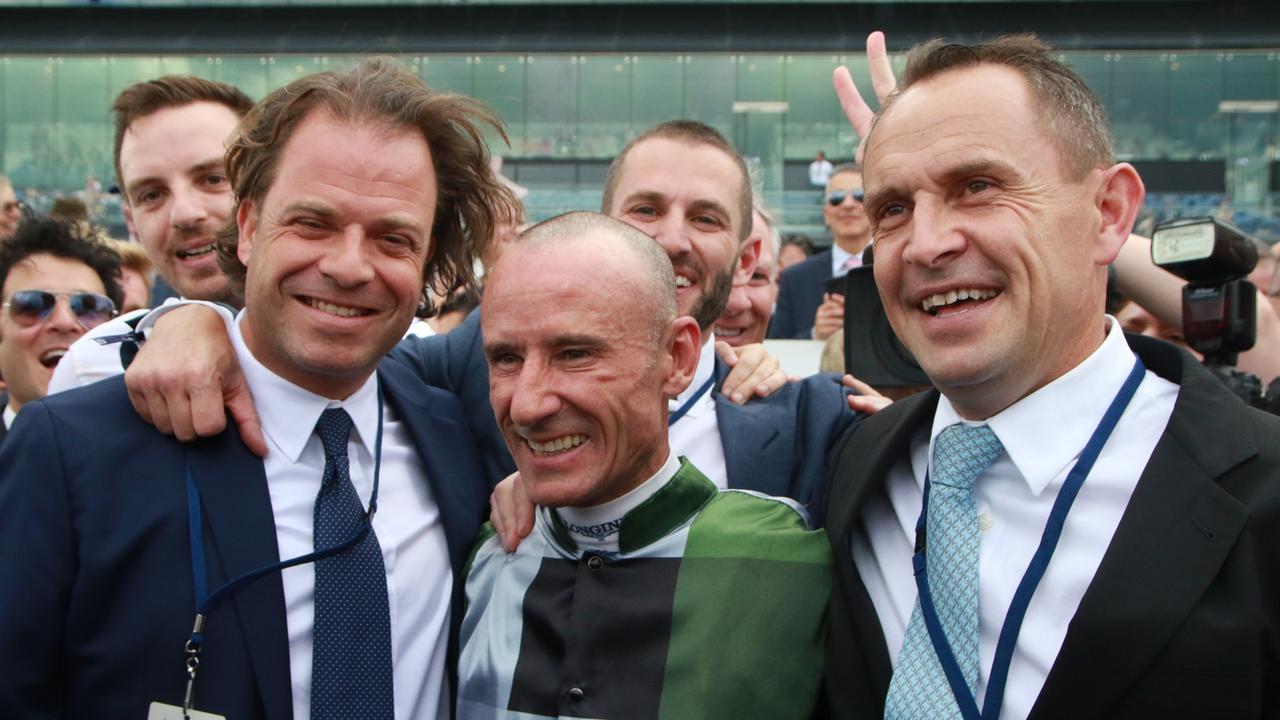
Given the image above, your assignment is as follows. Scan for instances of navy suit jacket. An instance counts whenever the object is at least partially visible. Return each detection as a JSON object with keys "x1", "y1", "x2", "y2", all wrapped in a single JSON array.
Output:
[
  {"x1": 768, "y1": 249, "x2": 832, "y2": 339},
  {"x1": 824, "y1": 335, "x2": 1280, "y2": 718},
  {"x1": 0, "y1": 355, "x2": 490, "y2": 719},
  {"x1": 395, "y1": 309, "x2": 860, "y2": 523}
]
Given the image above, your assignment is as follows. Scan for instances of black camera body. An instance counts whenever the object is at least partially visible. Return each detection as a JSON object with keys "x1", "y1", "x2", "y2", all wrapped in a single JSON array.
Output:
[
  {"x1": 839, "y1": 262, "x2": 930, "y2": 389},
  {"x1": 1151, "y1": 216, "x2": 1271, "y2": 409}
]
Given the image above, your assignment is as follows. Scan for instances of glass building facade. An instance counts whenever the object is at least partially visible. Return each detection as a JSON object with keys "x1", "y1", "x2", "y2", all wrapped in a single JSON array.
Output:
[{"x1": 2, "y1": 48, "x2": 1278, "y2": 234}]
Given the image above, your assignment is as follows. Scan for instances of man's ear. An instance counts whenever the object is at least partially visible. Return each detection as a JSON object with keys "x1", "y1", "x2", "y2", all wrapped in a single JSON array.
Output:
[
  {"x1": 661, "y1": 316, "x2": 701, "y2": 398},
  {"x1": 736, "y1": 233, "x2": 762, "y2": 284},
  {"x1": 122, "y1": 203, "x2": 137, "y2": 242},
  {"x1": 236, "y1": 200, "x2": 257, "y2": 267},
  {"x1": 1093, "y1": 163, "x2": 1145, "y2": 266}
]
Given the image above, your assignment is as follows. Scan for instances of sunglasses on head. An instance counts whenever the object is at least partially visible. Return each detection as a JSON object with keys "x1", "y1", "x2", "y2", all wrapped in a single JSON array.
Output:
[
  {"x1": 826, "y1": 190, "x2": 866, "y2": 207},
  {"x1": 2, "y1": 290, "x2": 117, "y2": 329}
]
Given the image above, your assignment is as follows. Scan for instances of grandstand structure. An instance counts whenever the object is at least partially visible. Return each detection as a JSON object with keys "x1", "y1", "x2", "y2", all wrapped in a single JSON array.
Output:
[{"x1": 1, "y1": 0, "x2": 1277, "y2": 242}]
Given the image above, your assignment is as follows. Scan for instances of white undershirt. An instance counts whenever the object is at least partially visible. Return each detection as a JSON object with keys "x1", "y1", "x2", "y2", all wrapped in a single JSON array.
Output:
[
  {"x1": 558, "y1": 452, "x2": 679, "y2": 554},
  {"x1": 231, "y1": 312, "x2": 452, "y2": 720},
  {"x1": 667, "y1": 338, "x2": 727, "y2": 489},
  {"x1": 851, "y1": 318, "x2": 1178, "y2": 719}
]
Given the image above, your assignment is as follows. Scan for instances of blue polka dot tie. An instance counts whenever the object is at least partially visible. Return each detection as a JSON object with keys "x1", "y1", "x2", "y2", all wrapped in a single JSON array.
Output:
[
  {"x1": 311, "y1": 408, "x2": 395, "y2": 720},
  {"x1": 885, "y1": 423, "x2": 1005, "y2": 719}
]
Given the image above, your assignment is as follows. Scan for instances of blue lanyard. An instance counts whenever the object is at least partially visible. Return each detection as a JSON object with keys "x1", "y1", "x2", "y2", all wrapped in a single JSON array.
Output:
[
  {"x1": 668, "y1": 375, "x2": 715, "y2": 426},
  {"x1": 180, "y1": 387, "x2": 385, "y2": 717},
  {"x1": 913, "y1": 357, "x2": 1146, "y2": 720}
]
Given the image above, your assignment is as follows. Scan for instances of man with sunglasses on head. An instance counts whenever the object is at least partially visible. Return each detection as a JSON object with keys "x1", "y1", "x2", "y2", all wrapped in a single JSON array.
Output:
[
  {"x1": 769, "y1": 163, "x2": 870, "y2": 341},
  {"x1": 0, "y1": 218, "x2": 122, "y2": 445}
]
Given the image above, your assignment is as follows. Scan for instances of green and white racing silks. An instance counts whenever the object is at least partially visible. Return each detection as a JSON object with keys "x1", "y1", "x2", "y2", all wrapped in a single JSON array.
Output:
[{"x1": 458, "y1": 458, "x2": 831, "y2": 720}]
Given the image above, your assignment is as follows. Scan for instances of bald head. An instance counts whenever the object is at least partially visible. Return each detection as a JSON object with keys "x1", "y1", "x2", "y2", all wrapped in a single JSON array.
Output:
[
  {"x1": 508, "y1": 211, "x2": 679, "y2": 340},
  {"x1": 482, "y1": 210, "x2": 701, "y2": 507}
]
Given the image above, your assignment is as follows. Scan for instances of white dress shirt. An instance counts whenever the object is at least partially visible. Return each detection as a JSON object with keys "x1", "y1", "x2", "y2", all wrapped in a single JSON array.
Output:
[
  {"x1": 830, "y1": 243, "x2": 862, "y2": 279},
  {"x1": 851, "y1": 319, "x2": 1178, "y2": 719},
  {"x1": 668, "y1": 337, "x2": 728, "y2": 489},
  {"x1": 230, "y1": 313, "x2": 452, "y2": 720},
  {"x1": 46, "y1": 307, "x2": 151, "y2": 394},
  {"x1": 2, "y1": 404, "x2": 15, "y2": 430}
]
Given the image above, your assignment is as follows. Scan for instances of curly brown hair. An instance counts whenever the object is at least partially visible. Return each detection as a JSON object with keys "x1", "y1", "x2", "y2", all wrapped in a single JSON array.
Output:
[{"x1": 217, "y1": 57, "x2": 520, "y2": 316}]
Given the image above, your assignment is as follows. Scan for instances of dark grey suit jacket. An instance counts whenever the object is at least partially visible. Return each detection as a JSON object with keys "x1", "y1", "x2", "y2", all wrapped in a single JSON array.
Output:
[{"x1": 823, "y1": 334, "x2": 1280, "y2": 718}]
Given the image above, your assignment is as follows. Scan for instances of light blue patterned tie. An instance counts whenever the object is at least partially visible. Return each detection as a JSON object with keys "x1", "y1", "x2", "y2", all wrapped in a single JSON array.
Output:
[
  {"x1": 311, "y1": 408, "x2": 395, "y2": 720},
  {"x1": 885, "y1": 423, "x2": 1005, "y2": 720}
]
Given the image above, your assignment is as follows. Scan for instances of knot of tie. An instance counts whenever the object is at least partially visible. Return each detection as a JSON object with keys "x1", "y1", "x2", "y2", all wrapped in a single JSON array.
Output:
[
  {"x1": 315, "y1": 408, "x2": 354, "y2": 464},
  {"x1": 931, "y1": 423, "x2": 1004, "y2": 491}
]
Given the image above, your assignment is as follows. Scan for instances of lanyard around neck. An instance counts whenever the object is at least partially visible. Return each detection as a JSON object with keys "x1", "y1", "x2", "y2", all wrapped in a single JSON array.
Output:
[
  {"x1": 912, "y1": 357, "x2": 1146, "y2": 720},
  {"x1": 179, "y1": 385, "x2": 385, "y2": 717},
  {"x1": 668, "y1": 375, "x2": 716, "y2": 426}
]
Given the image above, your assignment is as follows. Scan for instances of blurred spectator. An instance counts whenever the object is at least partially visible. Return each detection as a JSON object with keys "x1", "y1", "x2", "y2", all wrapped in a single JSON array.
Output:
[
  {"x1": 715, "y1": 203, "x2": 780, "y2": 346},
  {"x1": 1115, "y1": 296, "x2": 1198, "y2": 357},
  {"x1": 430, "y1": 287, "x2": 481, "y2": 335},
  {"x1": 809, "y1": 150, "x2": 834, "y2": 187},
  {"x1": 778, "y1": 234, "x2": 814, "y2": 275},
  {"x1": 1248, "y1": 237, "x2": 1279, "y2": 315},
  {"x1": 0, "y1": 219, "x2": 122, "y2": 444},
  {"x1": 769, "y1": 163, "x2": 870, "y2": 340},
  {"x1": 104, "y1": 239, "x2": 155, "y2": 315},
  {"x1": 49, "y1": 197, "x2": 90, "y2": 226},
  {"x1": 0, "y1": 176, "x2": 22, "y2": 241}
]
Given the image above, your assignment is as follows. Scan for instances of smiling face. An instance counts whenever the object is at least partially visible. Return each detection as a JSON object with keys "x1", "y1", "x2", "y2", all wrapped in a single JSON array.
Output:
[
  {"x1": 118, "y1": 101, "x2": 240, "y2": 304},
  {"x1": 865, "y1": 64, "x2": 1131, "y2": 418},
  {"x1": 236, "y1": 110, "x2": 437, "y2": 399},
  {"x1": 607, "y1": 136, "x2": 744, "y2": 332},
  {"x1": 824, "y1": 170, "x2": 870, "y2": 254},
  {"x1": 715, "y1": 210, "x2": 777, "y2": 347},
  {"x1": 484, "y1": 232, "x2": 697, "y2": 508},
  {"x1": 0, "y1": 254, "x2": 108, "y2": 411}
]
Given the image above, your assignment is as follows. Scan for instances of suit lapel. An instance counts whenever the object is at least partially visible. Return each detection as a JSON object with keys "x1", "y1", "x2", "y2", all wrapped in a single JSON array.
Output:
[
  {"x1": 378, "y1": 361, "x2": 488, "y2": 578},
  {"x1": 828, "y1": 389, "x2": 940, "y2": 705},
  {"x1": 712, "y1": 358, "x2": 791, "y2": 496},
  {"x1": 1032, "y1": 339, "x2": 1256, "y2": 718},
  {"x1": 185, "y1": 428, "x2": 293, "y2": 720}
]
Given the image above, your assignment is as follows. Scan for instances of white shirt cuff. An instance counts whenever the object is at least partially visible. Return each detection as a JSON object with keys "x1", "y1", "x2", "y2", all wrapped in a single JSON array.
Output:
[{"x1": 136, "y1": 297, "x2": 236, "y2": 339}]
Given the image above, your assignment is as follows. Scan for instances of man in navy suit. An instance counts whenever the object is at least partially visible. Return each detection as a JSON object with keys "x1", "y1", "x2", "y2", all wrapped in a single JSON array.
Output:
[
  {"x1": 0, "y1": 58, "x2": 519, "y2": 719},
  {"x1": 769, "y1": 164, "x2": 871, "y2": 340}
]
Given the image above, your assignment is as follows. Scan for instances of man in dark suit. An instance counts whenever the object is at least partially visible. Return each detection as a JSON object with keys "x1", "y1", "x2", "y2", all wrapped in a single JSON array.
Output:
[
  {"x1": 769, "y1": 164, "x2": 870, "y2": 340},
  {"x1": 0, "y1": 59, "x2": 520, "y2": 719},
  {"x1": 824, "y1": 35, "x2": 1280, "y2": 718}
]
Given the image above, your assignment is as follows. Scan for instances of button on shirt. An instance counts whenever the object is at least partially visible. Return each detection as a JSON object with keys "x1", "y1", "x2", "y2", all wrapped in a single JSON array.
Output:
[
  {"x1": 229, "y1": 314, "x2": 452, "y2": 720},
  {"x1": 851, "y1": 319, "x2": 1179, "y2": 719},
  {"x1": 667, "y1": 338, "x2": 727, "y2": 490}
]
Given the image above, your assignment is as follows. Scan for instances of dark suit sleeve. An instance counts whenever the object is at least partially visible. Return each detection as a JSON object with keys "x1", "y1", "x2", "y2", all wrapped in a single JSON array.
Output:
[
  {"x1": 0, "y1": 403, "x2": 75, "y2": 718},
  {"x1": 388, "y1": 309, "x2": 516, "y2": 488},
  {"x1": 768, "y1": 266, "x2": 803, "y2": 339}
]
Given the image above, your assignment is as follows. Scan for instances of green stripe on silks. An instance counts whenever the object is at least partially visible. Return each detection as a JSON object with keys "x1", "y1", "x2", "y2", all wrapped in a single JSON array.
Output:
[
  {"x1": 464, "y1": 522, "x2": 500, "y2": 577},
  {"x1": 658, "y1": 491, "x2": 831, "y2": 720}
]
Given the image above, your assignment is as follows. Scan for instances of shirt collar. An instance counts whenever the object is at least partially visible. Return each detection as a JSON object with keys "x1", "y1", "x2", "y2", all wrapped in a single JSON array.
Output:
[
  {"x1": 931, "y1": 316, "x2": 1138, "y2": 497},
  {"x1": 2, "y1": 404, "x2": 15, "y2": 430},
  {"x1": 547, "y1": 456, "x2": 716, "y2": 555},
  {"x1": 831, "y1": 244, "x2": 856, "y2": 276},
  {"x1": 231, "y1": 311, "x2": 380, "y2": 463},
  {"x1": 670, "y1": 336, "x2": 717, "y2": 413}
]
